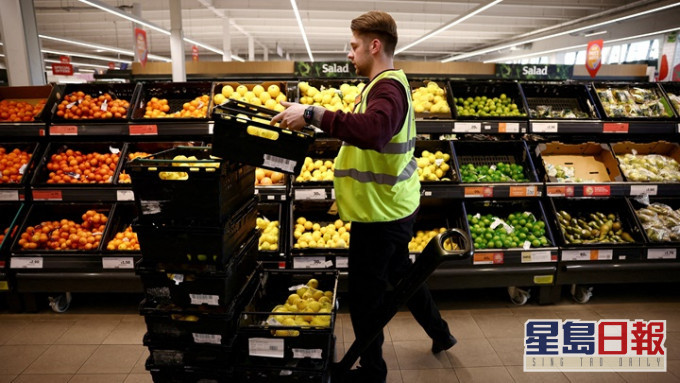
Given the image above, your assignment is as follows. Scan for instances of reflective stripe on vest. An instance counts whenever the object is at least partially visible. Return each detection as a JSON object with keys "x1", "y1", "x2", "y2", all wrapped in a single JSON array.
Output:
[
  {"x1": 341, "y1": 137, "x2": 416, "y2": 154},
  {"x1": 333, "y1": 157, "x2": 417, "y2": 186}
]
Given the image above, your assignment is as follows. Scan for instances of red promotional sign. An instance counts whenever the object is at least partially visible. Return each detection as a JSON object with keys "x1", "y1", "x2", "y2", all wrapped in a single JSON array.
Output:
[
  {"x1": 135, "y1": 28, "x2": 148, "y2": 68},
  {"x1": 586, "y1": 39, "x2": 603, "y2": 78},
  {"x1": 192, "y1": 45, "x2": 199, "y2": 62},
  {"x1": 59, "y1": 55, "x2": 70, "y2": 64},
  {"x1": 108, "y1": 62, "x2": 116, "y2": 69},
  {"x1": 51, "y1": 63, "x2": 74, "y2": 76}
]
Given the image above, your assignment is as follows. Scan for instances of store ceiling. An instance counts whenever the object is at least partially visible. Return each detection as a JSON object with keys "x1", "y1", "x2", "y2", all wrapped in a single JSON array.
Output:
[{"x1": 1, "y1": 0, "x2": 680, "y2": 71}]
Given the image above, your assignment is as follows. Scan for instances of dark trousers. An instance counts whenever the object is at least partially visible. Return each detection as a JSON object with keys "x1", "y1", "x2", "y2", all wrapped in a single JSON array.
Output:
[{"x1": 348, "y1": 216, "x2": 450, "y2": 380}]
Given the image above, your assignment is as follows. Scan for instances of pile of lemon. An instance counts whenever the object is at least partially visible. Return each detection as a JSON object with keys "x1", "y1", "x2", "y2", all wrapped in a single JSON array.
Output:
[
  {"x1": 267, "y1": 278, "x2": 334, "y2": 336},
  {"x1": 416, "y1": 150, "x2": 452, "y2": 181},
  {"x1": 257, "y1": 216, "x2": 279, "y2": 251},
  {"x1": 213, "y1": 83, "x2": 287, "y2": 112},
  {"x1": 298, "y1": 81, "x2": 365, "y2": 113},
  {"x1": 412, "y1": 82, "x2": 451, "y2": 115},
  {"x1": 293, "y1": 217, "x2": 350, "y2": 249},
  {"x1": 409, "y1": 227, "x2": 459, "y2": 253},
  {"x1": 158, "y1": 155, "x2": 219, "y2": 180},
  {"x1": 296, "y1": 157, "x2": 334, "y2": 182}
]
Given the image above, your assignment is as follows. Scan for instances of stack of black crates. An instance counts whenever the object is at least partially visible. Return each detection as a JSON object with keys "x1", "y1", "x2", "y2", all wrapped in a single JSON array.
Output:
[{"x1": 127, "y1": 146, "x2": 257, "y2": 382}]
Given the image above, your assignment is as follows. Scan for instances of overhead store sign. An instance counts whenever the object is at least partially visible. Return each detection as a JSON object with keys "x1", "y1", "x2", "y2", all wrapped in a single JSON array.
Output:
[
  {"x1": 51, "y1": 63, "x2": 73, "y2": 76},
  {"x1": 295, "y1": 61, "x2": 357, "y2": 78},
  {"x1": 586, "y1": 39, "x2": 603, "y2": 78},
  {"x1": 495, "y1": 64, "x2": 574, "y2": 80},
  {"x1": 135, "y1": 28, "x2": 148, "y2": 68}
]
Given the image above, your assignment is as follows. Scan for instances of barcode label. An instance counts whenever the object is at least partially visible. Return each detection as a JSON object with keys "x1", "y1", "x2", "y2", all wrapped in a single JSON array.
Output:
[
  {"x1": 249, "y1": 337, "x2": 285, "y2": 358},
  {"x1": 189, "y1": 294, "x2": 220, "y2": 306},
  {"x1": 292, "y1": 348, "x2": 322, "y2": 359},
  {"x1": 192, "y1": 333, "x2": 222, "y2": 344},
  {"x1": 263, "y1": 154, "x2": 296, "y2": 173}
]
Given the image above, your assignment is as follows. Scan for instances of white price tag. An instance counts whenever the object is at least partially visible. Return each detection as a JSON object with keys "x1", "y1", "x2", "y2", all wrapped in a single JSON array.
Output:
[
  {"x1": 454, "y1": 122, "x2": 481, "y2": 133},
  {"x1": 324, "y1": 260, "x2": 334, "y2": 268},
  {"x1": 116, "y1": 190, "x2": 135, "y2": 201},
  {"x1": 140, "y1": 201, "x2": 162, "y2": 215},
  {"x1": 648, "y1": 248, "x2": 677, "y2": 260},
  {"x1": 292, "y1": 348, "x2": 323, "y2": 359},
  {"x1": 677, "y1": 123, "x2": 680, "y2": 134},
  {"x1": 263, "y1": 154, "x2": 296, "y2": 173},
  {"x1": 504, "y1": 123, "x2": 520, "y2": 133},
  {"x1": 208, "y1": 122, "x2": 214, "y2": 135},
  {"x1": 19, "y1": 163, "x2": 27, "y2": 175},
  {"x1": 532, "y1": 122, "x2": 558, "y2": 133},
  {"x1": 561, "y1": 250, "x2": 590, "y2": 261},
  {"x1": 189, "y1": 294, "x2": 220, "y2": 306},
  {"x1": 249, "y1": 337, "x2": 285, "y2": 358},
  {"x1": 331, "y1": 188, "x2": 335, "y2": 200},
  {"x1": 172, "y1": 274, "x2": 184, "y2": 285},
  {"x1": 596, "y1": 249, "x2": 613, "y2": 260},
  {"x1": 522, "y1": 241, "x2": 532, "y2": 250},
  {"x1": 192, "y1": 333, "x2": 222, "y2": 345},
  {"x1": 630, "y1": 184, "x2": 658, "y2": 196},
  {"x1": 109, "y1": 146, "x2": 120, "y2": 154},
  {"x1": 293, "y1": 257, "x2": 327, "y2": 269},
  {"x1": 102, "y1": 257, "x2": 134, "y2": 269},
  {"x1": 336, "y1": 256, "x2": 348, "y2": 268},
  {"x1": 409, "y1": 254, "x2": 416, "y2": 263},
  {"x1": 11, "y1": 257, "x2": 43, "y2": 269},
  {"x1": 0, "y1": 190, "x2": 19, "y2": 201},
  {"x1": 294, "y1": 189, "x2": 326, "y2": 200},
  {"x1": 521, "y1": 251, "x2": 552, "y2": 263}
]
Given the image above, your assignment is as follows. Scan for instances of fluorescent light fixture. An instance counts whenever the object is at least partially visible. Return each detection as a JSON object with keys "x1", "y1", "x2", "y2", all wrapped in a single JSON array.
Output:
[
  {"x1": 184, "y1": 37, "x2": 222, "y2": 55},
  {"x1": 39, "y1": 34, "x2": 171, "y2": 62},
  {"x1": 396, "y1": 0, "x2": 502, "y2": 54},
  {"x1": 78, "y1": 0, "x2": 170, "y2": 36},
  {"x1": 45, "y1": 58, "x2": 112, "y2": 69},
  {"x1": 42, "y1": 48, "x2": 132, "y2": 64},
  {"x1": 78, "y1": 69, "x2": 96, "y2": 73},
  {"x1": 584, "y1": 30, "x2": 608, "y2": 37},
  {"x1": 443, "y1": 1, "x2": 680, "y2": 62},
  {"x1": 291, "y1": 0, "x2": 314, "y2": 62}
]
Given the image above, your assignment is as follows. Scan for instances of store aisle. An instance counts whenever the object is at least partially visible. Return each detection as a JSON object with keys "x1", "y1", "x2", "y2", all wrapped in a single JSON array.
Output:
[{"x1": 1, "y1": 285, "x2": 680, "y2": 383}]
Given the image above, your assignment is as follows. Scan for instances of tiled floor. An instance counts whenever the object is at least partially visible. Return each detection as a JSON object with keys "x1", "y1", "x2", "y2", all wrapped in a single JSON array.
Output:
[{"x1": 1, "y1": 284, "x2": 680, "y2": 383}]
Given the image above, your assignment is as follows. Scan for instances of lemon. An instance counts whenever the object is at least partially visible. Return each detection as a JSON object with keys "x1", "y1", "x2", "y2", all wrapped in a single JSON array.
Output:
[
  {"x1": 253, "y1": 84, "x2": 265, "y2": 97},
  {"x1": 268, "y1": 84, "x2": 281, "y2": 98},
  {"x1": 236, "y1": 85, "x2": 248, "y2": 96},
  {"x1": 221, "y1": 85, "x2": 234, "y2": 97}
]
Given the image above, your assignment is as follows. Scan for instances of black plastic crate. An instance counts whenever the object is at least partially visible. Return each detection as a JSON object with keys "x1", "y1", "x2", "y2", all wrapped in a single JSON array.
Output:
[
  {"x1": 414, "y1": 140, "x2": 458, "y2": 183},
  {"x1": 212, "y1": 99, "x2": 315, "y2": 175},
  {"x1": 659, "y1": 82, "x2": 680, "y2": 117},
  {"x1": 144, "y1": 334, "x2": 235, "y2": 370},
  {"x1": 133, "y1": 199, "x2": 257, "y2": 272},
  {"x1": 138, "y1": 234, "x2": 258, "y2": 308},
  {"x1": 127, "y1": 146, "x2": 254, "y2": 226},
  {"x1": 117, "y1": 141, "x2": 204, "y2": 185},
  {"x1": 0, "y1": 142, "x2": 41, "y2": 186},
  {"x1": 30, "y1": 142, "x2": 126, "y2": 186},
  {"x1": 453, "y1": 140, "x2": 539, "y2": 183},
  {"x1": 131, "y1": 81, "x2": 213, "y2": 121},
  {"x1": 548, "y1": 198, "x2": 645, "y2": 247},
  {"x1": 236, "y1": 362, "x2": 331, "y2": 382},
  {"x1": 51, "y1": 83, "x2": 139, "y2": 122},
  {"x1": 10, "y1": 202, "x2": 112, "y2": 253},
  {"x1": 290, "y1": 200, "x2": 349, "y2": 254},
  {"x1": 237, "y1": 269, "x2": 338, "y2": 372},
  {"x1": 448, "y1": 80, "x2": 529, "y2": 119},
  {"x1": 0, "y1": 85, "x2": 57, "y2": 123},
  {"x1": 520, "y1": 82, "x2": 600, "y2": 119},
  {"x1": 147, "y1": 361, "x2": 234, "y2": 383},
  {"x1": 409, "y1": 199, "x2": 470, "y2": 254},
  {"x1": 101, "y1": 203, "x2": 141, "y2": 253},
  {"x1": 609, "y1": 141, "x2": 680, "y2": 183},
  {"x1": 591, "y1": 82, "x2": 676, "y2": 120},
  {"x1": 292, "y1": 139, "x2": 340, "y2": 185},
  {"x1": 257, "y1": 202, "x2": 287, "y2": 260},
  {"x1": 409, "y1": 79, "x2": 455, "y2": 119},
  {"x1": 627, "y1": 197, "x2": 680, "y2": 245}
]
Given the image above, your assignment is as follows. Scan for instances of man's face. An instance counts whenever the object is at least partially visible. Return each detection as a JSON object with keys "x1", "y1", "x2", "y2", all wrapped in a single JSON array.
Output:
[{"x1": 348, "y1": 32, "x2": 371, "y2": 77}]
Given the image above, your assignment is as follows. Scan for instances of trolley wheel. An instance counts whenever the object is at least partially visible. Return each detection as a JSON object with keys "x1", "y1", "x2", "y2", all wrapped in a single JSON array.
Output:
[
  {"x1": 508, "y1": 286, "x2": 531, "y2": 305},
  {"x1": 570, "y1": 285, "x2": 593, "y2": 304},
  {"x1": 48, "y1": 292, "x2": 72, "y2": 313}
]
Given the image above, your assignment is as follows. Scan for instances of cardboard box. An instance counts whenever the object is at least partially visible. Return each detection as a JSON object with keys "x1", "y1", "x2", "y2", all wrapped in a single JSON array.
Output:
[
  {"x1": 536, "y1": 142, "x2": 623, "y2": 182},
  {"x1": 610, "y1": 141, "x2": 680, "y2": 161}
]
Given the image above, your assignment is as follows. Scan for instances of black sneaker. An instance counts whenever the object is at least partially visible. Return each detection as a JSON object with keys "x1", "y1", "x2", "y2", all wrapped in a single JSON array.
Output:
[{"x1": 431, "y1": 334, "x2": 457, "y2": 353}]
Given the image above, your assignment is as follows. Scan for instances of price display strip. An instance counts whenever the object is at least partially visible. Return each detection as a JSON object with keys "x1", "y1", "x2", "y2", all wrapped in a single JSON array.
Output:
[
  {"x1": 520, "y1": 250, "x2": 557, "y2": 263},
  {"x1": 129, "y1": 124, "x2": 158, "y2": 136},
  {"x1": 647, "y1": 248, "x2": 677, "y2": 260},
  {"x1": 249, "y1": 337, "x2": 284, "y2": 358},
  {"x1": 453, "y1": 122, "x2": 481, "y2": 133},
  {"x1": 414, "y1": 119, "x2": 454, "y2": 134},
  {"x1": 473, "y1": 252, "x2": 504, "y2": 265},
  {"x1": 545, "y1": 183, "x2": 629, "y2": 197},
  {"x1": 0, "y1": 122, "x2": 47, "y2": 137},
  {"x1": 479, "y1": 121, "x2": 526, "y2": 134},
  {"x1": 0, "y1": 190, "x2": 20, "y2": 201},
  {"x1": 33, "y1": 187, "x2": 120, "y2": 202},
  {"x1": 530, "y1": 120, "x2": 604, "y2": 134},
  {"x1": 459, "y1": 184, "x2": 542, "y2": 198},
  {"x1": 561, "y1": 249, "x2": 613, "y2": 262},
  {"x1": 102, "y1": 257, "x2": 134, "y2": 269},
  {"x1": 49, "y1": 125, "x2": 78, "y2": 136},
  {"x1": 626, "y1": 121, "x2": 677, "y2": 135},
  {"x1": 293, "y1": 188, "x2": 332, "y2": 200},
  {"x1": 255, "y1": 186, "x2": 287, "y2": 201},
  {"x1": 11, "y1": 257, "x2": 44, "y2": 269},
  {"x1": 421, "y1": 184, "x2": 463, "y2": 198},
  {"x1": 147, "y1": 122, "x2": 213, "y2": 136},
  {"x1": 292, "y1": 256, "x2": 333, "y2": 269}
]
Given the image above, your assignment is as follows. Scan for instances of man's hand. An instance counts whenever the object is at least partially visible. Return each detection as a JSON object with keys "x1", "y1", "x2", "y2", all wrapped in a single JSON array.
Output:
[{"x1": 271, "y1": 101, "x2": 307, "y2": 131}]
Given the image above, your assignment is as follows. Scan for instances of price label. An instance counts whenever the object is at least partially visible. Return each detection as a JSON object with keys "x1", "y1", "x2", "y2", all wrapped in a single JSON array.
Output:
[
  {"x1": 464, "y1": 186, "x2": 493, "y2": 198},
  {"x1": 293, "y1": 256, "x2": 327, "y2": 269},
  {"x1": 630, "y1": 184, "x2": 658, "y2": 196},
  {"x1": 582, "y1": 185, "x2": 610, "y2": 197},
  {"x1": 454, "y1": 122, "x2": 481, "y2": 133},
  {"x1": 49, "y1": 125, "x2": 78, "y2": 135},
  {"x1": 249, "y1": 337, "x2": 284, "y2": 358},
  {"x1": 498, "y1": 122, "x2": 520, "y2": 133},
  {"x1": 294, "y1": 189, "x2": 327, "y2": 200},
  {"x1": 561, "y1": 250, "x2": 590, "y2": 261},
  {"x1": 32, "y1": 190, "x2": 63, "y2": 201},
  {"x1": 521, "y1": 251, "x2": 553, "y2": 263},
  {"x1": 102, "y1": 257, "x2": 134, "y2": 269},
  {"x1": 129, "y1": 124, "x2": 158, "y2": 135},
  {"x1": 189, "y1": 294, "x2": 220, "y2": 306},
  {"x1": 292, "y1": 348, "x2": 323, "y2": 359},
  {"x1": 11, "y1": 257, "x2": 43, "y2": 269},
  {"x1": 647, "y1": 248, "x2": 677, "y2": 260},
  {"x1": 116, "y1": 190, "x2": 135, "y2": 201},
  {"x1": 594, "y1": 249, "x2": 613, "y2": 260},
  {"x1": 336, "y1": 256, "x2": 348, "y2": 268},
  {"x1": 603, "y1": 122, "x2": 629, "y2": 133},
  {"x1": 677, "y1": 123, "x2": 680, "y2": 134},
  {"x1": 0, "y1": 190, "x2": 19, "y2": 201},
  {"x1": 532, "y1": 122, "x2": 558, "y2": 133},
  {"x1": 473, "y1": 252, "x2": 503, "y2": 265},
  {"x1": 192, "y1": 333, "x2": 222, "y2": 345},
  {"x1": 263, "y1": 154, "x2": 296, "y2": 173},
  {"x1": 546, "y1": 185, "x2": 574, "y2": 197},
  {"x1": 509, "y1": 185, "x2": 537, "y2": 197},
  {"x1": 208, "y1": 122, "x2": 214, "y2": 135}
]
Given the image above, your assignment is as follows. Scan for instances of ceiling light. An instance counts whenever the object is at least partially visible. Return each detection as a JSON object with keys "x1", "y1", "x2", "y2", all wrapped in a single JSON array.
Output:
[
  {"x1": 39, "y1": 34, "x2": 171, "y2": 62},
  {"x1": 396, "y1": 0, "x2": 503, "y2": 54},
  {"x1": 443, "y1": 1, "x2": 680, "y2": 62},
  {"x1": 291, "y1": 0, "x2": 314, "y2": 62},
  {"x1": 78, "y1": 0, "x2": 170, "y2": 36},
  {"x1": 584, "y1": 30, "x2": 608, "y2": 37},
  {"x1": 42, "y1": 48, "x2": 132, "y2": 64},
  {"x1": 45, "y1": 58, "x2": 112, "y2": 69}
]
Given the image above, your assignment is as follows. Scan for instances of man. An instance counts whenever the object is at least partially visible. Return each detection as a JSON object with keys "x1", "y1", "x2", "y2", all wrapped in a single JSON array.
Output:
[{"x1": 272, "y1": 10, "x2": 456, "y2": 383}]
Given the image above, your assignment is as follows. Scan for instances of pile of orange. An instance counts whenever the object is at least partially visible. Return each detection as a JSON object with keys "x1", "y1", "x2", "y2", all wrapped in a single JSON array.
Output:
[
  {"x1": 55, "y1": 91, "x2": 129, "y2": 120},
  {"x1": 106, "y1": 226, "x2": 140, "y2": 251},
  {"x1": 0, "y1": 99, "x2": 46, "y2": 122},
  {"x1": 17, "y1": 210, "x2": 108, "y2": 251},
  {"x1": 118, "y1": 151, "x2": 150, "y2": 183},
  {"x1": 45, "y1": 148, "x2": 120, "y2": 184},
  {"x1": 255, "y1": 168, "x2": 285, "y2": 186},
  {"x1": 144, "y1": 95, "x2": 209, "y2": 118},
  {"x1": 0, "y1": 147, "x2": 32, "y2": 184}
]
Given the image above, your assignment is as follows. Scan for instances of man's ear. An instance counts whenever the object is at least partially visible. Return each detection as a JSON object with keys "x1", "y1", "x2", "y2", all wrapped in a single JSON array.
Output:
[{"x1": 370, "y1": 38, "x2": 382, "y2": 54}]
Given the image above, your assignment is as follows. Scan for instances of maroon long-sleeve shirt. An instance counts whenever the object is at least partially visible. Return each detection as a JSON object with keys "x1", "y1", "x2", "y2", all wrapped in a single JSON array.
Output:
[{"x1": 319, "y1": 74, "x2": 408, "y2": 151}]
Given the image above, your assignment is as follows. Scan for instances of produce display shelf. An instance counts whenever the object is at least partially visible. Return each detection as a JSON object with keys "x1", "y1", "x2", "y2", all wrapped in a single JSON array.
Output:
[
  {"x1": 544, "y1": 182, "x2": 630, "y2": 197},
  {"x1": 255, "y1": 185, "x2": 288, "y2": 201},
  {"x1": 288, "y1": 252, "x2": 348, "y2": 270},
  {"x1": 422, "y1": 182, "x2": 543, "y2": 199},
  {"x1": 47, "y1": 121, "x2": 214, "y2": 136},
  {"x1": 452, "y1": 120, "x2": 528, "y2": 134},
  {"x1": 292, "y1": 184, "x2": 335, "y2": 201},
  {"x1": 30, "y1": 186, "x2": 134, "y2": 202},
  {"x1": 531, "y1": 120, "x2": 679, "y2": 134},
  {"x1": 12, "y1": 271, "x2": 142, "y2": 293},
  {"x1": 555, "y1": 260, "x2": 680, "y2": 285},
  {"x1": 0, "y1": 123, "x2": 47, "y2": 137},
  {"x1": 414, "y1": 119, "x2": 454, "y2": 134},
  {"x1": 10, "y1": 253, "x2": 142, "y2": 272}
]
